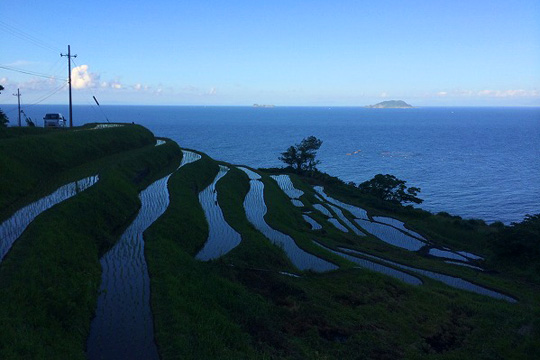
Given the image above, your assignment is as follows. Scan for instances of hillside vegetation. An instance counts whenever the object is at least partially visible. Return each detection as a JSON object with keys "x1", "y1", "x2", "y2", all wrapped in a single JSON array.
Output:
[
  {"x1": 0, "y1": 125, "x2": 538, "y2": 359},
  {"x1": 0, "y1": 124, "x2": 182, "y2": 359},
  {"x1": 0, "y1": 123, "x2": 156, "y2": 214}
]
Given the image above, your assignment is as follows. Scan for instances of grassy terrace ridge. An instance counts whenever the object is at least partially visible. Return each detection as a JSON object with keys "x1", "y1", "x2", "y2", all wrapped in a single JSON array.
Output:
[
  {"x1": 146, "y1": 150, "x2": 539, "y2": 359},
  {"x1": 1, "y1": 126, "x2": 538, "y2": 359},
  {"x1": 0, "y1": 125, "x2": 182, "y2": 359},
  {"x1": 0, "y1": 123, "x2": 156, "y2": 214}
]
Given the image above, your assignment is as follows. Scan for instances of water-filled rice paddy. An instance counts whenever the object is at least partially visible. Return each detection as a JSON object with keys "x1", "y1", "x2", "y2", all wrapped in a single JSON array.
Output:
[
  {"x1": 239, "y1": 167, "x2": 338, "y2": 272},
  {"x1": 0, "y1": 175, "x2": 99, "y2": 263},
  {"x1": 302, "y1": 214, "x2": 322, "y2": 230},
  {"x1": 314, "y1": 186, "x2": 369, "y2": 220},
  {"x1": 87, "y1": 175, "x2": 172, "y2": 360},
  {"x1": 372, "y1": 216, "x2": 427, "y2": 240},
  {"x1": 354, "y1": 219, "x2": 425, "y2": 251},
  {"x1": 326, "y1": 203, "x2": 365, "y2": 236},
  {"x1": 313, "y1": 203, "x2": 332, "y2": 217},
  {"x1": 316, "y1": 243, "x2": 423, "y2": 285},
  {"x1": 457, "y1": 251, "x2": 484, "y2": 261},
  {"x1": 328, "y1": 218, "x2": 349, "y2": 233},
  {"x1": 338, "y1": 248, "x2": 516, "y2": 303},
  {"x1": 428, "y1": 248, "x2": 469, "y2": 262},
  {"x1": 196, "y1": 165, "x2": 241, "y2": 261},
  {"x1": 87, "y1": 150, "x2": 202, "y2": 359},
  {"x1": 444, "y1": 260, "x2": 484, "y2": 271},
  {"x1": 270, "y1": 174, "x2": 304, "y2": 199},
  {"x1": 291, "y1": 199, "x2": 304, "y2": 207}
]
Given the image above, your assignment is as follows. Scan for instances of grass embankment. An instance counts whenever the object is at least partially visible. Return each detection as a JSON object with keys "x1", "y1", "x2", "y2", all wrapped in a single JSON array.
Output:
[
  {"x1": 0, "y1": 126, "x2": 49, "y2": 139},
  {"x1": 148, "y1": 153, "x2": 539, "y2": 359},
  {"x1": 0, "y1": 127, "x2": 182, "y2": 359},
  {"x1": 266, "y1": 171, "x2": 540, "y2": 357},
  {"x1": 145, "y1": 154, "x2": 285, "y2": 359},
  {"x1": 288, "y1": 173, "x2": 539, "y2": 303},
  {"x1": 0, "y1": 123, "x2": 155, "y2": 214}
]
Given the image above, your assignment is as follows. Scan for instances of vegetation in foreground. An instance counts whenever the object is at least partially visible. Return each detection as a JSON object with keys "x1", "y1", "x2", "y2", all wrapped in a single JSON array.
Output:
[
  {"x1": 0, "y1": 125, "x2": 182, "y2": 359},
  {"x1": 0, "y1": 127, "x2": 538, "y2": 359},
  {"x1": 145, "y1": 148, "x2": 539, "y2": 359}
]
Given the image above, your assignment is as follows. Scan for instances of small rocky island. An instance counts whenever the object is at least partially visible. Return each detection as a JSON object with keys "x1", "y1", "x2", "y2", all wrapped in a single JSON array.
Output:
[{"x1": 366, "y1": 100, "x2": 413, "y2": 108}]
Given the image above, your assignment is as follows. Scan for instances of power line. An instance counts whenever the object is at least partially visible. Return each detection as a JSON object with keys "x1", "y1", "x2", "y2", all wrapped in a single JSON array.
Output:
[
  {"x1": 0, "y1": 65, "x2": 67, "y2": 82},
  {"x1": 0, "y1": 20, "x2": 61, "y2": 53},
  {"x1": 27, "y1": 82, "x2": 68, "y2": 106}
]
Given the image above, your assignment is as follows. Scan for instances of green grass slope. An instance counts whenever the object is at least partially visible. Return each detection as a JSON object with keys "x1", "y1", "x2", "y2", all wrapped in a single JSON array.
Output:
[
  {"x1": 0, "y1": 126, "x2": 537, "y2": 359},
  {"x1": 147, "y1": 151, "x2": 539, "y2": 359},
  {"x1": 0, "y1": 132, "x2": 182, "y2": 359},
  {"x1": 0, "y1": 123, "x2": 155, "y2": 213}
]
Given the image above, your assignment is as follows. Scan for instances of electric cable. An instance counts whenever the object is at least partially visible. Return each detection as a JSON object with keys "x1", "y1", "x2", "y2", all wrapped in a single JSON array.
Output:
[
  {"x1": 0, "y1": 65, "x2": 67, "y2": 82},
  {"x1": 0, "y1": 20, "x2": 62, "y2": 53}
]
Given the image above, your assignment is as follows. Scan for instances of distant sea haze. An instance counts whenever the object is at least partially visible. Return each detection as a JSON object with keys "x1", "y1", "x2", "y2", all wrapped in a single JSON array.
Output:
[{"x1": 6, "y1": 105, "x2": 540, "y2": 224}]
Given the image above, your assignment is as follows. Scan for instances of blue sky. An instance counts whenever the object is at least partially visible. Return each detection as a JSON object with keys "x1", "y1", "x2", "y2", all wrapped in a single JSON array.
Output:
[{"x1": 1, "y1": 0, "x2": 539, "y2": 106}]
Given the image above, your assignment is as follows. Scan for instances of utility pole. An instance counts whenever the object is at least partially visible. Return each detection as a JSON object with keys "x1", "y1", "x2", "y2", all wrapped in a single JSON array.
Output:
[
  {"x1": 13, "y1": 88, "x2": 21, "y2": 126},
  {"x1": 60, "y1": 45, "x2": 77, "y2": 127}
]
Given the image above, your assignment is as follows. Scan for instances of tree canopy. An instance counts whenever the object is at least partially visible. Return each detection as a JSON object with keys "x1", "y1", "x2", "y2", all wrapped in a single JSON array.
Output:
[
  {"x1": 0, "y1": 85, "x2": 8, "y2": 127},
  {"x1": 357, "y1": 174, "x2": 423, "y2": 205},
  {"x1": 491, "y1": 214, "x2": 540, "y2": 268},
  {"x1": 279, "y1": 136, "x2": 323, "y2": 172}
]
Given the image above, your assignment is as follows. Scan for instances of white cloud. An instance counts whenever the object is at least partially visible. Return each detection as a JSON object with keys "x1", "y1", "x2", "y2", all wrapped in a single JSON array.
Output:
[
  {"x1": 432, "y1": 89, "x2": 539, "y2": 98},
  {"x1": 380, "y1": 91, "x2": 388, "y2": 98},
  {"x1": 5, "y1": 60, "x2": 37, "y2": 67},
  {"x1": 133, "y1": 83, "x2": 144, "y2": 91},
  {"x1": 477, "y1": 89, "x2": 539, "y2": 98},
  {"x1": 19, "y1": 77, "x2": 58, "y2": 91},
  {"x1": 208, "y1": 87, "x2": 217, "y2": 95},
  {"x1": 71, "y1": 65, "x2": 99, "y2": 89}
]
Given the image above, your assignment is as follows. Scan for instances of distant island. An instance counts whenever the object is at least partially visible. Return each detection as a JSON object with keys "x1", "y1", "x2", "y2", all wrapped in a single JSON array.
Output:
[
  {"x1": 253, "y1": 104, "x2": 275, "y2": 108},
  {"x1": 366, "y1": 100, "x2": 413, "y2": 108}
]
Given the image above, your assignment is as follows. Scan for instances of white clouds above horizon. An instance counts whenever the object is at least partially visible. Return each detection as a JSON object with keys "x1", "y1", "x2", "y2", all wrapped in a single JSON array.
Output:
[
  {"x1": 71, "y1": 65, "x2": 98, "y2": 89},
  {"x1": 435, "y1": 89, "x2": 539, "y2": 98}
]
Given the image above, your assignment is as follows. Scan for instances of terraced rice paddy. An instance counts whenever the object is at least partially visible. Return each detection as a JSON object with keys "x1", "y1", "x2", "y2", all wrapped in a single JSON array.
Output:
[
  {"x1": 196, "y1": 165, "x2": 241, "y2": 261},
  {"x1": 338, "y1": 247, "x2": 516, "y2": 302},
  {"x1": 87, "y1": 151, "x2": 202, "y2": 359},
  {"x1": 92, "y1": 124, "x2": 124, "y2": 129},
  {"x1": 87, "y1": 176, "x2": 171, "y2": 359},
  {"x1": 372, "y1": 216, "x2": 427, "y2": 240},
  {"x1": 291, "y1": 199, "x2": 304, "y2": 207},
  {"x1": 428, "y1": 248, "x2": 469, "y2": 262},
  {"x1": 313, "y1": 203, "x2": 332, "y2": 217},
  {"x1": 354, "y1": 219, "x2": 425, "y2": 251},
  {"x1": 302, "y1": 214, "x2": 322, "y2": 230},
  {"x1": 314, "y1": 186, "x2": 369, "y2": 220},
  {"x1": 457, "y1": 251, "x2": 485, "y2": 261},
  {"x1": 326, "y1": 203, "x2": 365, "y2": 236},
  {"x1": 179, "y1": 150, "x2": 202, "y2": 166},
  {"x1": 270, "y1": 175, "x2": 304, "y2": 199},
  {"x1": 316, "y1": 243, "x2": 423, "y2": 286},
  {"x1": 270, "y1": 175, "x2": 304, "y2": 207},
  {"x1": 328, "y1": 218, "x2": 349, "y2": 233},
  {"x1": 0, "y1": 175, "x2": 99, "y2": 263},
  {"x1": 239, "y1": 167, "x2": 338, "y2": 272},
  {"x1": 312, "y1": 203, "x2": 349, "y2": 233},
  {"x1": 444, "y1": 261, "x2": 484, "y2": 271}
]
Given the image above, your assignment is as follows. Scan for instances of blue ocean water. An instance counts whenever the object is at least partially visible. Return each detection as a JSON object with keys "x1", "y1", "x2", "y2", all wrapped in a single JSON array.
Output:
[{"x1": 3, "y1": 105, "x2": 539, "y2": 224}]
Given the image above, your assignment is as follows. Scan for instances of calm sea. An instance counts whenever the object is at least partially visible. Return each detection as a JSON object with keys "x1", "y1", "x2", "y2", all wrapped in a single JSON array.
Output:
[{"x1": 3, "y1": 105, "x2": 539, "y2": 224}]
